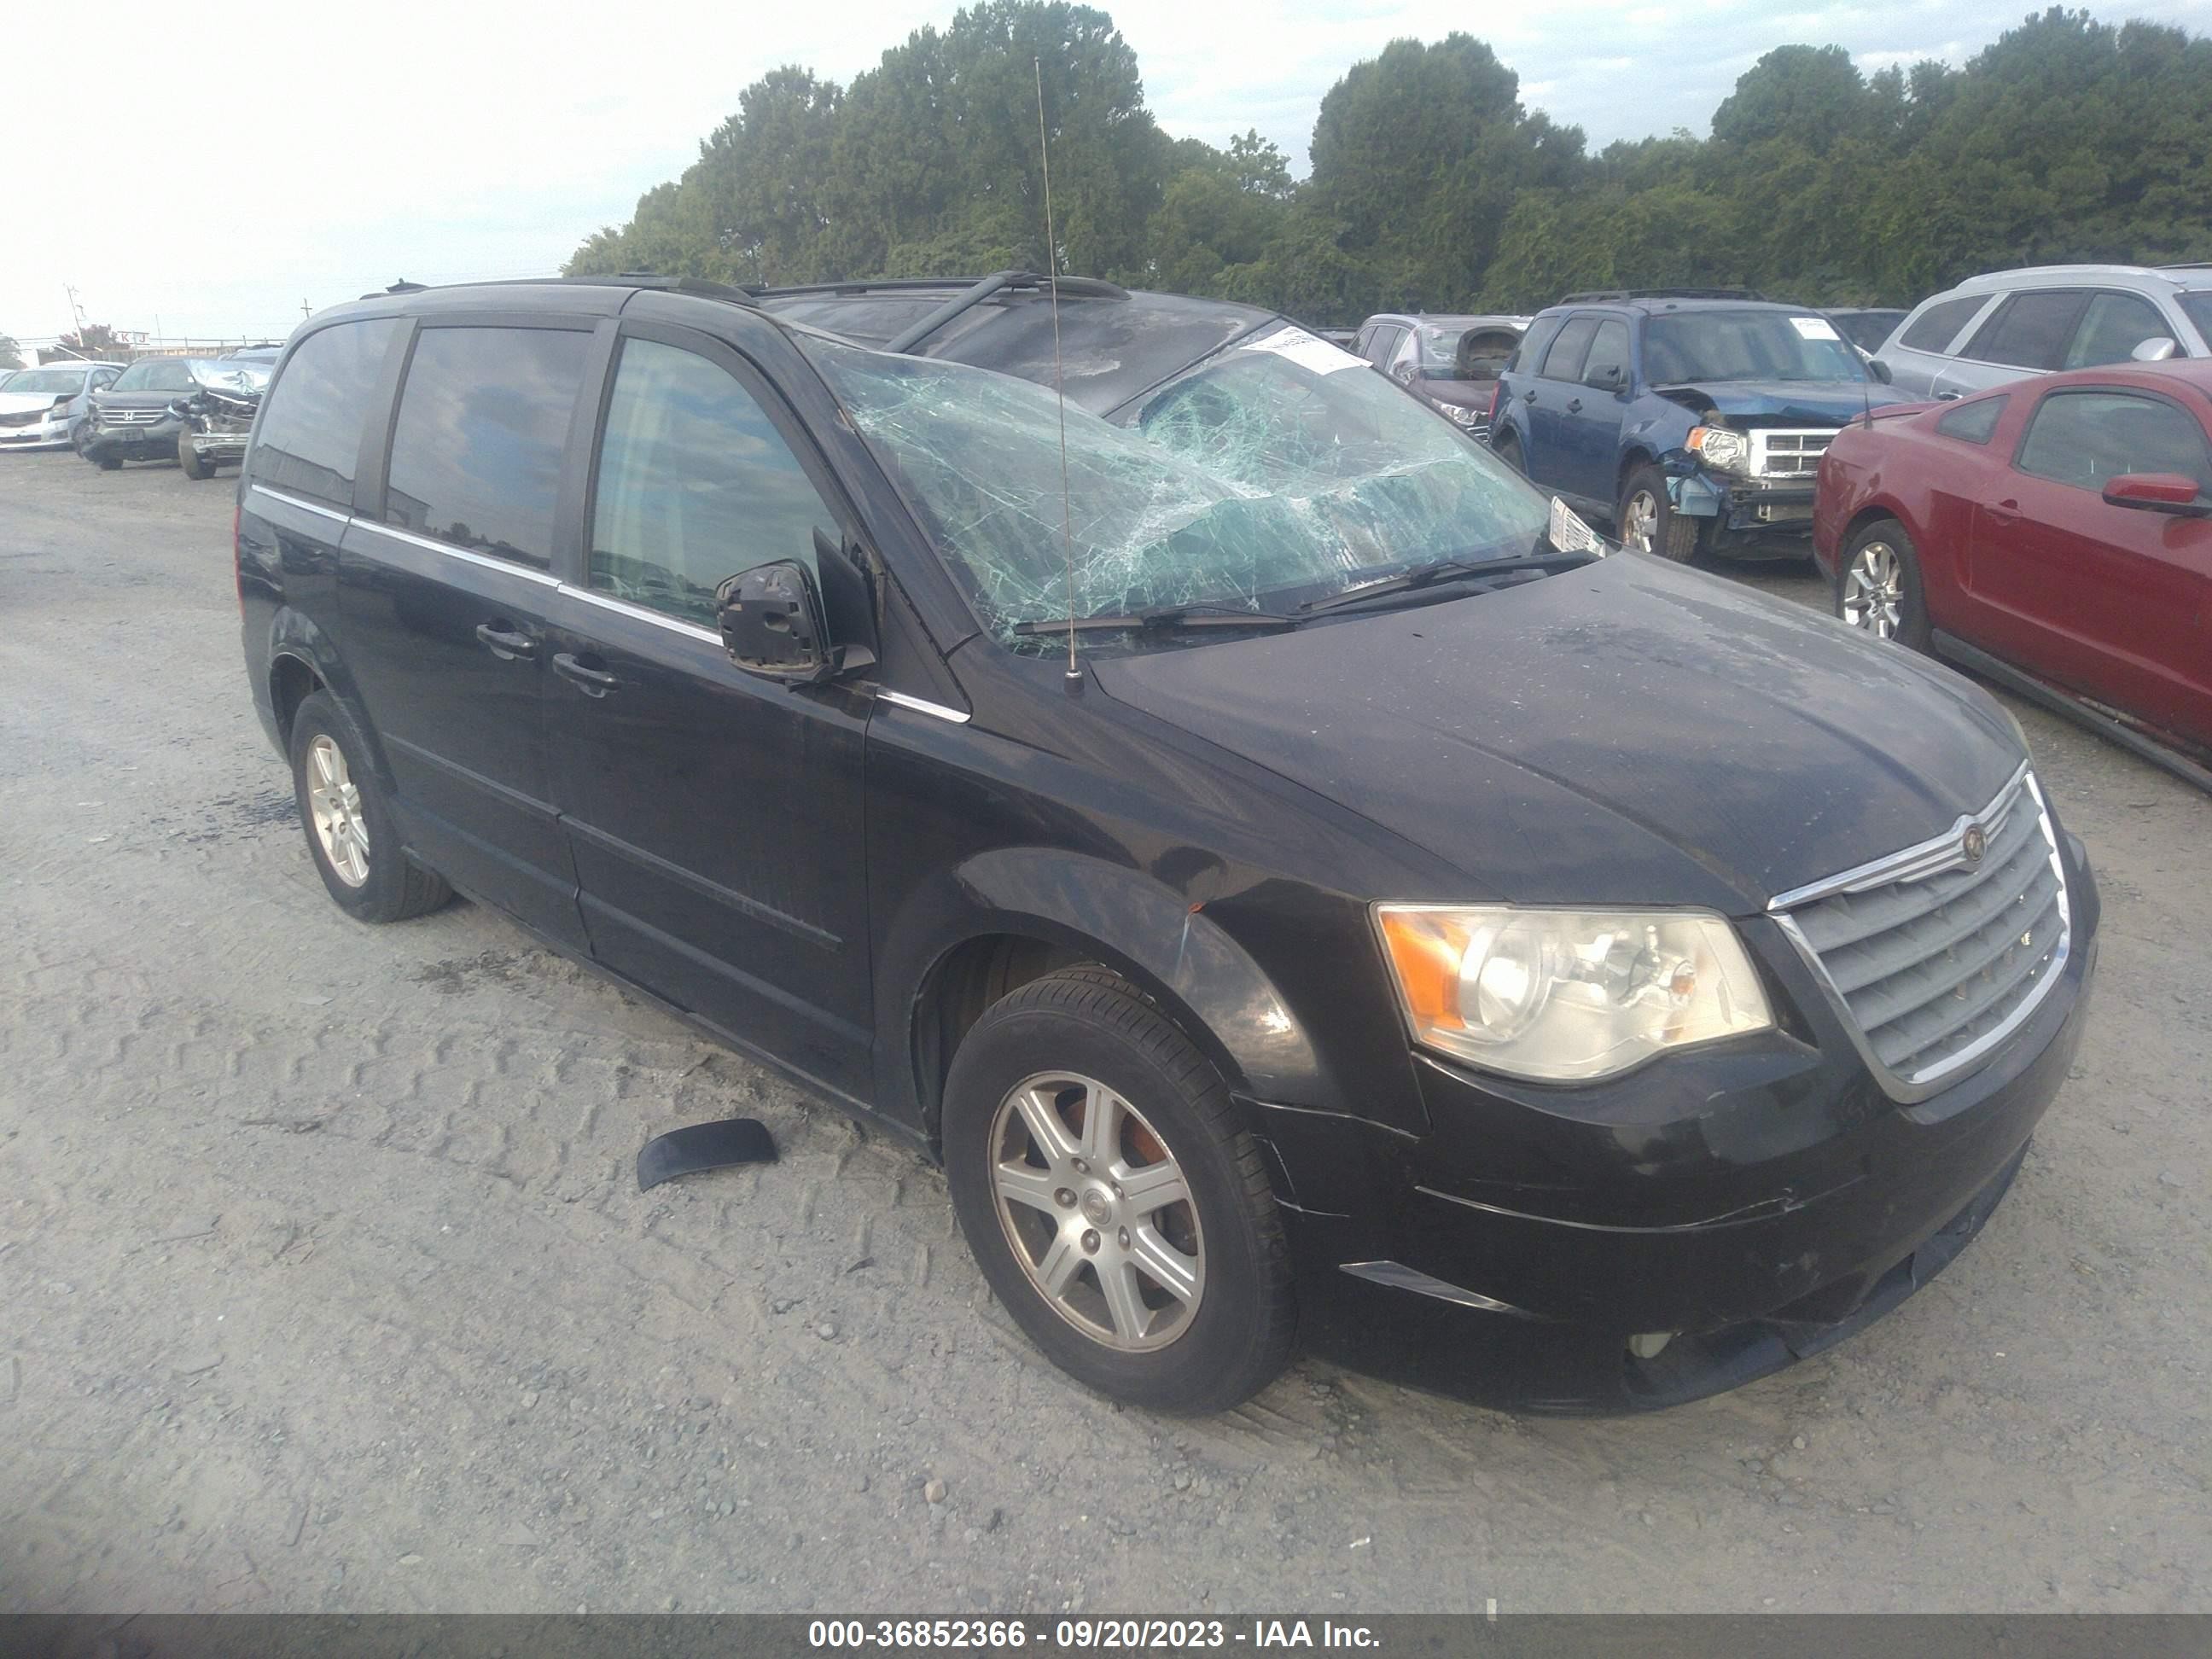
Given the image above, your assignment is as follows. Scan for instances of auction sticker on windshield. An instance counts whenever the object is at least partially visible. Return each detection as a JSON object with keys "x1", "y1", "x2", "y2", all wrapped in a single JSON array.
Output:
[
  {"x1": 1244, "y1": 326, "x2": 1365, "y2": 375},
  {"x1": 1790, "y1": 316, "x2": 1842, "y2": 341}
]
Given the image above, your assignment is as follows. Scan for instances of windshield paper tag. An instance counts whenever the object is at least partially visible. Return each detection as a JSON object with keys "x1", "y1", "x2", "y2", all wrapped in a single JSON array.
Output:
[
  {"x1": 1549, "y1": 497, "x2": 1605, "y2": 556},
  {"x1": 1246, "y1": 327, "x2": 1365, "y2": 376},
  {"x1": 1790, "y1": 316, "x2": 1842, "y2": 341}
]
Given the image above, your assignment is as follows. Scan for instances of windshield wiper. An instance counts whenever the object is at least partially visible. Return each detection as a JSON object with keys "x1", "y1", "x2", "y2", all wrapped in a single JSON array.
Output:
[
  {"x1": 1010, "y1": 602, "x2": 1301, "y2": 637},
  {"x1": 1298, "y1": 551, "x2": 1595, "y2": 617}
]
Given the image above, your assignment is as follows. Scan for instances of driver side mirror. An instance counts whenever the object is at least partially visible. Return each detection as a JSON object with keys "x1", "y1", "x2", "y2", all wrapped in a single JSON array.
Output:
[
  {"x1": 1866, "y1": 358, "x2": 1895, "y2": 384},
  {"x1": 716, "y1": 535, "x2": 881, "y2": 684},
  {"x1": 1584, "y1": 361, "x2": 1627, "y2": 393},
  {"x1": 2131, "y1": 336, "x2": 2179, "y2": 364},
  {"x1": 719, "y1": 560, "x2": 834, "y2": 683},
  {"x1": 2101, "y1": 473, "x2": 2209, "y2": 516}
]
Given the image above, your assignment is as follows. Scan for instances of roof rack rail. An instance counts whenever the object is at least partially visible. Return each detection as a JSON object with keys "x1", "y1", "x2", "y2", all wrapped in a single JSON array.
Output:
[
  {"x1": 356, "y1": 272, "x2": 762, "y2": 307},
  {"x1": 1559, "y1": 286, "x2": 1768, "y2": 304},
  {"x1": 750, "y1": 272, "x2": 1128, "y2": 307},
  {"x1": 360, "y1": 279, "x2": 428, "y2": 298},
  {"x1": 878, "y1": 270, "x2": 1124, "y2": 353}
]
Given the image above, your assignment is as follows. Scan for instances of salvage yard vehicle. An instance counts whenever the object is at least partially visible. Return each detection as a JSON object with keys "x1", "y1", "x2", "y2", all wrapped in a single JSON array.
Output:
[
  {"x1": 79, "y1": 356, "x2": 202, "y2": 469},
  {"x1": 0, "y1": 358, "x2": 123, "y2": 451},
  {"x1": 171, "y1": 357, "x2": 272, "y2": 480},
  {"x1": 1353, "y1": 311, "x2": 1528, "y2": 437},
  {"x1": 1490, "y1": 288, "x2": 1912, "y2": 561},
  {"x1": 1874, "y1": 264, "x2": 2211, "y2": 401},
  {"x1": 238, "y1": 271, "x2": 2098, "y2": 1414},
  {"x1": 1816, "y1": 358, "x2": 2212, "y2": 789},
  {"x1": 1825, "y1": 307, "x2": 1906, "y2": 357}
]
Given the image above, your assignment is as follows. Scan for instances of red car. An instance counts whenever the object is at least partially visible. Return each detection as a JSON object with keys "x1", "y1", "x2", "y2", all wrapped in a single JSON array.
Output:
[{"x1": 1813, "y1": 359, "x2": 2212, "y2": 786}]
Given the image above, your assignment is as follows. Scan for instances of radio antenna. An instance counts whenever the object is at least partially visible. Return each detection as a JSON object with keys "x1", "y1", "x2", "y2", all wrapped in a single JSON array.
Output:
[{"x1": 1035, "y1": 56, "x2": 1081, "y2": 690}]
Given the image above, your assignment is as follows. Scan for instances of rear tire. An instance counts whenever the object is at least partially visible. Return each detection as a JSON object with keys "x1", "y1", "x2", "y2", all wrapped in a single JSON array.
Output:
[
  {"x1": 96, "y1": 453, "x2": 122, "y2": 471},
  {"x1": 1617, "y1": 463, "x2": 1701, "y2": 562},
  {"x1": 943, "y1": 968, "x2": 1295, "y2": 1413},
  {"x1": 288, "y1": 690, "x2": 451, "y2": 923},
  {"x1": 1836, "y1": 518, "x2": 1930, "y2": 651}
]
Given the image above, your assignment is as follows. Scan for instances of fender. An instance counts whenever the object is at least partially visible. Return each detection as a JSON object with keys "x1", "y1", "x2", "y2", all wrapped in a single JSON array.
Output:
[
  {"x1": 877, "y1": 847, "x2": 1347, "y2": 1143},
  {"x1": 262, "y1": 605, "x2": 398, "y2": 791}
]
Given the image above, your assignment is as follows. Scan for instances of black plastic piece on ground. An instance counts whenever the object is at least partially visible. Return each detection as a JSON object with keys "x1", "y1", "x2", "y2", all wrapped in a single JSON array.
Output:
[{"x1": 637, "y1": 1119, "x2": 777, "y2": 1190}]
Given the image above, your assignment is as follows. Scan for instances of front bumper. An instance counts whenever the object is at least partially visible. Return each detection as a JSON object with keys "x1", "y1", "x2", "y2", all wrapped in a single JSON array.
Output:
[
  {"x1": 0, "y1": 415, "x2": 71, "y2": 450},
  {"x1": 1670, "y1": 469, "x2": 1819, "y2": 551},
  {"x1": 1256, "y1": 837, "x2": 2100, "y2": 1413},
  {"x1": 183, "y1": 429, "x2": 251, "y2": 461},
  {"x1": 82, "y1": 416, "x2": 184, "y2": 461}
]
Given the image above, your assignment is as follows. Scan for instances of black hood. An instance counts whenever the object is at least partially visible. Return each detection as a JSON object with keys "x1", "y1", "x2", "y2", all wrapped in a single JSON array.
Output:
[{"x1": 1091, "y1": 556, "x2": 2023, "y2": 913}]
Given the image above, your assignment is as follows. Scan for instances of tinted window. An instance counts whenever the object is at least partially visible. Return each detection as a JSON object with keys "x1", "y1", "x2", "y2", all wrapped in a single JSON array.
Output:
[
  {"x1": 1364, "y1": 326, "x2": 1404, "y2": 369},
  {"x1": 2064, "y1": 292, "x2": 2173, "y2": 370},
  {"x1": 1936, "y1": 396, "x2": 2007, "y2": 445},
  {"x1": 1540, "y1": 316, "x2": 1600, "y2": 381},
  {"x1": 2180, "y1": 292, "x2": 2212, "y2": 347},
  {"x1": 1964, "y1": 291, "x2": 2089, "y2": 370},
  {"x1": 1582, "y1": 318, "x2": 1631, "y2": 386},
  {"x1": 2016, "y1": 391, "x2": 2212, "y2": 492},
  {"x1": 1509, "y1": 317, "x2": 1562, "y2": 375},
  {"x1": 589, "y1": 339, "x2": 837, "y2": 627},
  {"x1": 384, "y1": 326, "x2": 590, "y2": 569},
  {"x1": 251, "y1": 318, "x2": 399, "y2": 508},
  {"x1": 1899, "y1": 294, "x2": 1990, "y2": 354}
]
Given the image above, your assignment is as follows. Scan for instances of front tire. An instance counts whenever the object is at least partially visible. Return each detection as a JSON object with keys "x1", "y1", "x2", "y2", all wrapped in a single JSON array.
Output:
[
  {"x1": 178, "y1": 435, "x2": 212, "y2": 480},
  {"x1": 288, "y1": 690, "x2": 451, "y2": 923},
  {"x1": 1617, "y1": 463, "x2": 1701, "y2": 562},
  {"x1": 944, "y1": 968, "x2": 1295, "y2": 1413},
  {"x1": 1836, "y1": 518, "x2": 1930, "y2": 650}
]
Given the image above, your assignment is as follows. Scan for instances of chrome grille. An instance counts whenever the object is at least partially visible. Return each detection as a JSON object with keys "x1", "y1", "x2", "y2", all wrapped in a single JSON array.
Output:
[
  {"x1": 101, "y1": 407, "x2": 165, "y2": 426},
  {"x1": 1773, "y1": 765, "x2": 2069, "y2": 1097},
  {"x1": 1749, "y1": 428, "x2": 1836, "y2": 478},
  {"x1": 0, "y1": 408, "x2": 44, "y2": 428}
]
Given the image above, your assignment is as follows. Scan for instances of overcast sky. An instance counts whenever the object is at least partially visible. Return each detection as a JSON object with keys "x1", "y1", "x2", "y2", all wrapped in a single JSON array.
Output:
[{"x1": 5, "y1": 0, "x2": 2204, "y2": 346}]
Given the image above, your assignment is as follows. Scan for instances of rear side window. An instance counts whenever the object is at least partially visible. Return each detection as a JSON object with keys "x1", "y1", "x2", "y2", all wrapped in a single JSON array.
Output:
[
  {"x1": 1899, "y1": 294, "x2": 1990, "y2": 354},
  {"x1": 1936, "y1": 397, "x2": 2007, "y2": 445},
  {"x1": 2063, "y1": 292, "x2": 2173, "y2": 370},
  {"x1": 588, "y1": 338, "x2": 838, "y2": 626},
  {"x1": 1540, "y1": 316, "x2": 1599, "y2": 381},
  {"x1": 1582, "y1": 318, "x2": 1631, "y2": 386},
  {"x1": 383, "y1": 325, "x2": 591, "y2": 569},
  {"x1": 2016, "y1": 391, "x2": 2212, "y2": 492},
  {"x1": 1508, "y1": 317, "x2": 1561, "y2": 375},
  {"x1": 1964, "y1": 291, "x2": 2089, "y2": 370},
  {"x1": 251, "y1": 318, "x2": 399, "y2": 509}
]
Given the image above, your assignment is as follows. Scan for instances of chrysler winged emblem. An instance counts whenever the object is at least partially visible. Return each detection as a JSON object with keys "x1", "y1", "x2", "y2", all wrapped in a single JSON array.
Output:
[{"x1": 1961, "y1": 824, "x2": 1988, "y2": 865}]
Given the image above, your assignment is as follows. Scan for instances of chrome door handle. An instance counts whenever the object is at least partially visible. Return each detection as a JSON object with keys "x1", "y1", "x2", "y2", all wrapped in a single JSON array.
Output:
[
  {"x1": 551, "y1": 652, "x2": 621, "y2": 696},
  {"x1": 474, "y1": 622, "x2": 537, "y2": 661}
]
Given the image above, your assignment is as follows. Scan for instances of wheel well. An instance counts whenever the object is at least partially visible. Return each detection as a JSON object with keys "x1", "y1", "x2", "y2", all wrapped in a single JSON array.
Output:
[
  {"x1": 1616, "y1": 449, "x2": 1656, "y2": 496},
  {"x1": 913, "y1": 934, "x2": 1097, "y2": 1138},
  {"x1": 269, "y1": 655, "x2": 323, "y2": 744},
  {"x1": 1842, "y1": 504, "x2": 1902, "y2": 550}
]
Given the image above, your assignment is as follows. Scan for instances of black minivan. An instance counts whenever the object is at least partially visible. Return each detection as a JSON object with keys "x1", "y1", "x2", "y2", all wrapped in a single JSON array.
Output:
[{"x1": 237, "y1": 273, "x2": 2098, "y2": 1414}]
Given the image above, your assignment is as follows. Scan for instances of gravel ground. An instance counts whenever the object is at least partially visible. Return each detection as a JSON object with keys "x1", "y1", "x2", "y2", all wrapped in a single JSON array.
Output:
[{"x1": 2, "y1": 450, "x2": 2207, "y2": 1615}]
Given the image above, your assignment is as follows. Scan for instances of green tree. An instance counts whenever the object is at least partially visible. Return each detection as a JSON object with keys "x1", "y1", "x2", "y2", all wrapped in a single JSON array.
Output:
[{"x1": 0, "y1": 335, "x2": 21, "y2": 372}]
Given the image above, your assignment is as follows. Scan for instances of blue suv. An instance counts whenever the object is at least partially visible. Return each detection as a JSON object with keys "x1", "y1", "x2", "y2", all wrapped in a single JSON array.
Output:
[{"x1": 1488, "y1": 289, "x2": 1911, "y2": 561}]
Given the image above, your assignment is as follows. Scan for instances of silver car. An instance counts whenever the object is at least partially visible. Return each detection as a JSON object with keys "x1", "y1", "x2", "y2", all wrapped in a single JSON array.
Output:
[
  {"x1": 1875, "y1": 264, "x2": 2212, "y2": 399},
  {"x1": 0, "y1": 359, "x2": 126, "y2": 451}
]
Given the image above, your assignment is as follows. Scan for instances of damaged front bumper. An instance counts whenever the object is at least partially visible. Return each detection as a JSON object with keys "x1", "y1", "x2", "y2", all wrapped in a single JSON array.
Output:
[
  {"x1": 1668, "y1": 467, "x2": 1819, "y2": 552},
  {"x1": 0, "y1": 413, "x2": 73, "y2": 450},
  {"x1": 1251, "y1": 848, "x2": 2099, "y2": 1414}
]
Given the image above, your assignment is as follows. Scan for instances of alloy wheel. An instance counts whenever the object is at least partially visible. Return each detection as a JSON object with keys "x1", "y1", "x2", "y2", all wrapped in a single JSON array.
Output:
[
  {"x1": 987, "y1": 1070, "x2": 1204, "y2": 1352},
  {"x1": 1842, "y1": 541, "x2": 1905, "y2": 639},
  {"x1": 306, "y1": 734, "x2": 371, "y2": 887},
  {"x1": 1621, "y1": 490, "x2": 1659, "y2": 555}
]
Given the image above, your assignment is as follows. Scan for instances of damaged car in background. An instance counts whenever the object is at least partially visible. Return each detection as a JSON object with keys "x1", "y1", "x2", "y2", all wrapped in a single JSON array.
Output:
[
  {"x1": 238, "y1": 269, "x2": 2098, "y2": 1416},
  {"x1": 1490, "y1": 288, "x2": 1912, "y2": 560},
  {"x1": 1353, "y1": 311, "x2": 1528, "y2": 438},
  {"x1": 171, "y1": 356, "x2": 271, "y2": 479}
]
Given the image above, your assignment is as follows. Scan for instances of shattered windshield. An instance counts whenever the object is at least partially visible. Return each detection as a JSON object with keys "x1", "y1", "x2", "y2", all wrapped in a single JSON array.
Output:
[
  {"x1": 802, "y1": 324, "x2": 1552, "y2": 650},
  {"x1": 1644, "y1": 311, "x2": 1869, "y2": 384}
]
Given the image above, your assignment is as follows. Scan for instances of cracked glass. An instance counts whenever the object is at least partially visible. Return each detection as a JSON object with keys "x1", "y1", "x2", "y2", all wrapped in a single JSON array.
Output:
[{"x1": 801, "y1": 325, "x2": 1555, "y2": 650}]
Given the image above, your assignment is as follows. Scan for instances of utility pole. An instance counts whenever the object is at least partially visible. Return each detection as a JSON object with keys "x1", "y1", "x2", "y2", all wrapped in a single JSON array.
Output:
[
  {"x1": 64, "y1": 283, "x2": 88, "y2": 341},
  {"x1": 301, "y1": 298, "x2": 311, "y2": 320}
]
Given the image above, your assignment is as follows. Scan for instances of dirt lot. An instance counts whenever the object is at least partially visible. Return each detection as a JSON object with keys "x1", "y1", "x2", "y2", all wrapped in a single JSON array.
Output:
[{"x1": 3, "y1": 450, "x2": 2207, "y2": 1615}]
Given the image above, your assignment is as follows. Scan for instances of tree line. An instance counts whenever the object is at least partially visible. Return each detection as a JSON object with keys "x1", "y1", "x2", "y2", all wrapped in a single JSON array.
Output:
[{"x1": 568, "y1": 3, "x2": 2212, "y2": 323}]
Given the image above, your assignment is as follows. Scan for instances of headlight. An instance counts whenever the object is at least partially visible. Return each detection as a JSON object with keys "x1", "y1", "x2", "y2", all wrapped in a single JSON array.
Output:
[
  {"x1": 1375, "y1": 905, "x2": 1773, "y2": 1081},
  {"x1": 1687, "y1": 425, "x2": 1749, "y2": 474}
]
